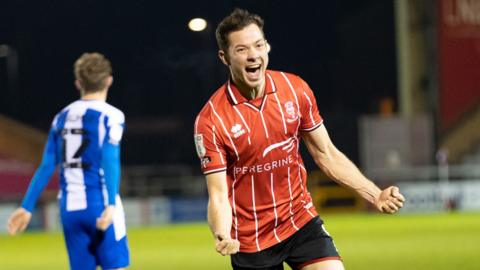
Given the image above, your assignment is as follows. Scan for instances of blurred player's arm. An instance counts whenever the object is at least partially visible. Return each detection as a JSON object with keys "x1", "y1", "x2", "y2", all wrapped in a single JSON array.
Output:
[
  {"x1": 7, "y1": 129, "x2": 58, "y2": 235},
  {"x1": 302, "y1": 125, "x2": 405, "y2": 214},
  {"x1": 96, "y1": 141, "x2": 121, "y2": 231},
  {"x1": 205, "y1": 171, "x2": 240, "y2": 255}
]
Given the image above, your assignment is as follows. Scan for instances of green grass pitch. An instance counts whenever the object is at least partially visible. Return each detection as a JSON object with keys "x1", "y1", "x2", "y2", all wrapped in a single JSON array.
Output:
[{"x1": 0, "y1": 212, "x2": 479, "y2": 269}]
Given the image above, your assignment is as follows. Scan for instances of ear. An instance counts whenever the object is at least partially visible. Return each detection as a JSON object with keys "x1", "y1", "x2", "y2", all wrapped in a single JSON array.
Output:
[
  {"x1": 74, "y1": 80, "x2": 83, "y2": 91},
  {"x1": 105, "y1": 76, "x2": 113, "y2": 88},
  {"x1": 218, "y1": 50, "x2": 230, "y2": 66},
  {"x1": 266, "y1": 42, "x2": 271, "y2": 53}
]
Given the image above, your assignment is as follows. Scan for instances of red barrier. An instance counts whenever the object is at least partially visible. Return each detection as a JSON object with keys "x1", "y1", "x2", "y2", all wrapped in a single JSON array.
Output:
[
  {"x1": 438, "y1": 0, "x2": 480, "y2": 130},
  {"x1": 0, "y1": 156, "x2": 58, "y2": 198}
]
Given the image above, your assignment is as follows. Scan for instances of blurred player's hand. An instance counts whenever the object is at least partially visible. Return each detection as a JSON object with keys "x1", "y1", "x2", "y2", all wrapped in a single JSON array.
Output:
[
  {"x1": 96, "y1": 205, "x2": 115, "y2": 231},
  {"x1": 375, "y1": 186, "x2": 405, "y2": 214},
  {"x1": 215, "y1": 234, "x2": 240, "y2": 256},
  {"x1": 7, "y1": 207, "x2": 32, "y2": 235}
]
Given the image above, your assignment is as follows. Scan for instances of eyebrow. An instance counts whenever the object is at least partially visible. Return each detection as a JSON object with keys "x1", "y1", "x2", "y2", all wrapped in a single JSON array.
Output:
[{"x1": 233, "y1": 38, "x2": 265, "y2": 49}]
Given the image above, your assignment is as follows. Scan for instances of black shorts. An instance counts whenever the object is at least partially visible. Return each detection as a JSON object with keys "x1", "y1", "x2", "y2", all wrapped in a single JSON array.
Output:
[{"x1": 231, "y1": 216, "x2": 341, "y2": 270}]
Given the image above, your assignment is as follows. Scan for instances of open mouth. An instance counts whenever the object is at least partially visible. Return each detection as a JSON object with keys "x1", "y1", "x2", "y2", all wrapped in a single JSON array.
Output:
[
  {"x1": 245, "y1": 64, "x2": 261, "y2": 80},
  {"x1": 245, "y1": 65, "x2": 261, "y2": 73}
]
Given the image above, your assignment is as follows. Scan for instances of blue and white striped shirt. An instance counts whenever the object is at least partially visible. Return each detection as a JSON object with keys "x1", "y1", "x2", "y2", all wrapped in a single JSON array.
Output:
[{"x1": 22, "y1": 99, "x2": 124, "y2": 212}]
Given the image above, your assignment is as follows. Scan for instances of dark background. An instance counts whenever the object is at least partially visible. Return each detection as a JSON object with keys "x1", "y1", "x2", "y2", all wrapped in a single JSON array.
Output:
[{"x1": 0, "y1": 0, "x2": 397, "y2": 169}]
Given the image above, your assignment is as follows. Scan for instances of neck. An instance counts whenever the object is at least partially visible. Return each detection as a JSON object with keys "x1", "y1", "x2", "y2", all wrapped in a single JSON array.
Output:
[
  {"x1": 81, "y1": 90, "x2": 107, "y2": 101},
  {"x1": 232, "y1": 77, "x2": 265, "y2": 100}
]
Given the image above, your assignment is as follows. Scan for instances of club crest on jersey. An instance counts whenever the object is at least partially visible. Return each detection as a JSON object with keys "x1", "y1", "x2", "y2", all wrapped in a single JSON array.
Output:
[
  {"x1": 284, "y1": 101, "x2": 298, "y2": 123},
  {"x1": 194, "y1": 134, "x2": 206, "y2": 157},
  {"x1": 231, "y1": 123, "x2": 246, "y2": 138}
]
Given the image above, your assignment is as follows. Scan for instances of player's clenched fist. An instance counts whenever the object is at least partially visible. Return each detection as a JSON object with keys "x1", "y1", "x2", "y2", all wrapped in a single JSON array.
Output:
[
  {"x1": 215, "y1": 234, "x2": 240, "y2": 256},
  {"x1": 375, "y1": 186, "x2": 405, "y2": 214}
]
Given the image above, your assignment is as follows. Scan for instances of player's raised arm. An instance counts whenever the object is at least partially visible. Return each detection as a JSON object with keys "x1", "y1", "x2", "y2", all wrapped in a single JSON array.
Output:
[
  {"x1": 205, "y1": 171, "x2": 240, "y2": 256},
  {"x1": 7, "y1": 129, "x2": 58, "y2": 235},
  {"x1": 302, "y1": 125, "x2": 405, "y2": 214}
]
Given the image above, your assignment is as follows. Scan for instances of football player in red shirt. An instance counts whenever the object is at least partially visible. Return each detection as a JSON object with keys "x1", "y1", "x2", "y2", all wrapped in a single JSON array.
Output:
[{"x1": 194, "y1": 8, "x2": 405, "y2": 270}]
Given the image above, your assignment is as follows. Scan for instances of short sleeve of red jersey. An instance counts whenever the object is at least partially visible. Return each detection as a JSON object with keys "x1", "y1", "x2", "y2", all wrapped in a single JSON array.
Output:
[
  {"x1": 194, "y1": 115, "x2": 228, "y2": 174},
  {"x1": 298, "y1": 77, "x2": 323, "y2": 131}
]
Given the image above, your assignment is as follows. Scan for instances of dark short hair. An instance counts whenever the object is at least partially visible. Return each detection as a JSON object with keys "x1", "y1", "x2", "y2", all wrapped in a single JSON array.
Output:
[
  {"x1": 74, "y1": 52, "x2": 112, "y2": 93},
  {"x1": 215, "y1": 8, "x2": 265, "y2": 52}
]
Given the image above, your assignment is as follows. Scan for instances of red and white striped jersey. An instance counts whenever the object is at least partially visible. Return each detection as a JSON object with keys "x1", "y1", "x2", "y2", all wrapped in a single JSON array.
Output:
[{"x1": 194, "y1": 70, "x2": 323, "y2": 253}]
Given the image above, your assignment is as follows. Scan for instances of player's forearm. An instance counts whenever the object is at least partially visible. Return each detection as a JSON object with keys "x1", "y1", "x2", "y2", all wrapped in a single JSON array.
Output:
[
  {"x1": 315, "y1": 148, "x2": 381, "y2": 204},
  {"x1": 101, "y1": 142, "x2": 121, "y2": 205},
  {"x1": 21, "y1": 155, "x2": 56, "y2": 212},
  {"x1": 207, "y1": 198, "x2": 233, "y2": 240},
  {"x1": 21, "y1": 134, "x2": 58, "y2": 212}
]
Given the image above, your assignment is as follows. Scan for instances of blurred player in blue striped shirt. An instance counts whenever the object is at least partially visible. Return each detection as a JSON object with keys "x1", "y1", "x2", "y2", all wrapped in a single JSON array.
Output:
[{"x1": 7, "y1": 52, "x2": 130, "y2": 270}]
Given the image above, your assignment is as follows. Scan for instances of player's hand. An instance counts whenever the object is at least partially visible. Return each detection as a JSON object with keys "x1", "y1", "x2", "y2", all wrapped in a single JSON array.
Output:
[
  {"x1": 7, "y1": 207, "x2": 32, "y2": 235},
  {"x1": 215, "y1": 234, "x2": 240, "y2": 256},
  {"x1": 96, "y1": 205, "x2": 115, "y2": 231},
  {"x1": 375, "y1": 186, "x2": 405, "y2": 214}
]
